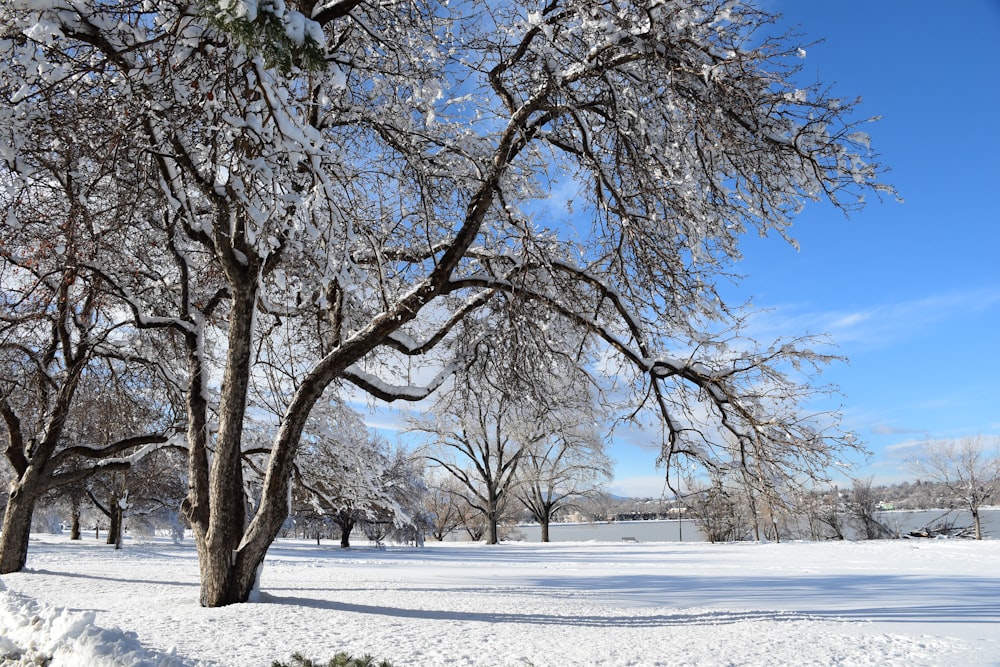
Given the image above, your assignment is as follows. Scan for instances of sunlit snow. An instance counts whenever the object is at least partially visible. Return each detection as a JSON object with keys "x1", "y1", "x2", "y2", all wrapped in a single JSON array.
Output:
[{"x1": 1, "y1": 534, "x2": 997, "y2": 666}]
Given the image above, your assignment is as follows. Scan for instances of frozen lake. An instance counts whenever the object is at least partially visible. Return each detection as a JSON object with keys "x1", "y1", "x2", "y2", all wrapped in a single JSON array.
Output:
[{"x1": 509, "y1": 508, "x2": 1000, "y2": 543}]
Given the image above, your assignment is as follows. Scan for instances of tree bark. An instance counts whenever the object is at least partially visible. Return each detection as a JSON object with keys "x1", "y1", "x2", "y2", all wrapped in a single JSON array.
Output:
[
  {"x1": 336, "y1": 514, "x2": 355, "y2": 548},
  {"x1": 486, "y1": 511, "x2": 499, "y2": 545},
  {"x1": 107, "y1": 499, "x2": 123, "y2": 549},
  {"x1": 0, "y1": 485, "x2": 38, "y2": 574},
  {"x1": 540, "y1": 518, "x2": 550, "y2": 543},
  {"x1": 70, "y1": 497, "x2": 81, "y2": 540}
]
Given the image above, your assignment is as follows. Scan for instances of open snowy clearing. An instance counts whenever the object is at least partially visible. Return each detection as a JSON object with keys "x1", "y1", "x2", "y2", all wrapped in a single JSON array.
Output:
[{"x1": 1, "y1": 535, "x2": 998, "y2": 666}]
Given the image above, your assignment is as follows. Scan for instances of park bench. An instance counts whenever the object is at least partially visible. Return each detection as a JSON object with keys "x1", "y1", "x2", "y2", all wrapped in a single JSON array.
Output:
[{"x1": 621, "y1": 536, "x2": 638, "y2": 543}]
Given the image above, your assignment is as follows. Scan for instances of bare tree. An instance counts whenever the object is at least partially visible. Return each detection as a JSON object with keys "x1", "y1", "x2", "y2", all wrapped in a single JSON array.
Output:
[
  {"x1": 516, "y1": 427, "x2": 612, "y2": 542},
  {"x1": 848, "y1": 477, "x2": 893, "y2": 540},
  {"x1": 800, "y1": 488, "x2": 847, "y2": 540},
  {"x1": 3, "y1": 0, "x2": 890, "y2": 604},
  {"x1": 907, "y1": 436, "x2": 1000, "y2": 540},
  {"x1": 576, "y1": 491, "x2": 618, "y2": 523},
  {"x1": 414, "y1": 383, "x2": 533, "y2": 545},
  {"x1": 423, "y1": 478, "x2": 467, "y2": 542},
  {"x1": 0, "y1": 230, "x2": 179, "y2": 571},
  {"x1": 687, "y1": 473, "x2": 755, "y2": 543}
]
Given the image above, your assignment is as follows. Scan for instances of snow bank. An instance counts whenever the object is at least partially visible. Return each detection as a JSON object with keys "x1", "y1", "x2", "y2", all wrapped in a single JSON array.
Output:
[{"x1": 0, "y1": 580, "x2": 189, "y2": 667}]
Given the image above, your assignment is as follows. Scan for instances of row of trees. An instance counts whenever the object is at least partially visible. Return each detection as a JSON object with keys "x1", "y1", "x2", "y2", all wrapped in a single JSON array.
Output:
[
  {"x1": 683, "y1": 436, "x2": 1000, "y2": 542},
  {"x1": 2, "y1": 0, "x2": 892, "y2": 606},
  {"x1": 16, "y1": 431, "x2": 995, "y2": 549}
]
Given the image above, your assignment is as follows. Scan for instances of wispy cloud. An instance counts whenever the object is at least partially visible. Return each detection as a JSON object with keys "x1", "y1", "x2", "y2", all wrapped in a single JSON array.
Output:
[
  {"x1": 871, "y1": 424, "x2": 926, "y2": 436},
  {"x1": 743, "y1": 286, "x2": 1000, "y2": 351},
  {"x1": 884, "y1": 438, "x2": 928, "y2": 453}
]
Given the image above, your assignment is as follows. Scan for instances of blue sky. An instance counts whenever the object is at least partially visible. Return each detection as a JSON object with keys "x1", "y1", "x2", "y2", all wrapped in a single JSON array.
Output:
[{"x1": 610, "y1": 1, "x2": 1000, "y2": 496}]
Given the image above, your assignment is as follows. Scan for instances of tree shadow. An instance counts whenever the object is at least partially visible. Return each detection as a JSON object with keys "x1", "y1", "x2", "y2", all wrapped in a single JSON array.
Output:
[
  {"x1": 26, "y1": 568, "x2": 198, "y2": 589},
  {"x1": 265, "y1": 594, "x2": 814, "y2": 628},
  {"x1": 267, "y1": 571, "x2": 1000, "y2": 628},
  {"x1": 523, "y1": 572, "x2": 1000, "y2": 625}
]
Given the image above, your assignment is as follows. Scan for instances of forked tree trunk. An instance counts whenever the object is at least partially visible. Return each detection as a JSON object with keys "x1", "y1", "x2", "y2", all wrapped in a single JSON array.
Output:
[
  {"x1": 336, "y1": 514, "x2": 355, "y2": 548},
  {"x1": 187, "y1": 285, "x2": 274, "y2": 607},
  {"x1": 0, "y1": 486, "x2": 38, "y2": 574}
]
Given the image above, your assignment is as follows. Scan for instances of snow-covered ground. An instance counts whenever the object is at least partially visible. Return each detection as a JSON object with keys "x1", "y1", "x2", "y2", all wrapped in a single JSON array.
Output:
[{"x1": 1, "y1": 534, "x2": 998, "y2": 666}]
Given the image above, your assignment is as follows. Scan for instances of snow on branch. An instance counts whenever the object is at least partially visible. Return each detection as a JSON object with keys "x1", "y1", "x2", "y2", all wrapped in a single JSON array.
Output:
[{"x1": 342, "y1": 362, "x2": 458, "y2": 403}]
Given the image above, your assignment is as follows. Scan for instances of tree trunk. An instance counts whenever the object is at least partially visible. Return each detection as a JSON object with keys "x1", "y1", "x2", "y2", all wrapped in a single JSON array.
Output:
[
  {"x1": 198, "y1": 287, "x2": 255, "y2": 606},
  {"x1": 179, "y1": 283, "x2": 264, "y2": 607},
  {"x1": 486, "y1": 511, "x2": 499, "y2": 545},
  {"x1": 338, "y1": 516, "x2": 355, "y2": 548},
  {"x1": 540, "y1": 518, "x2": 550, "y2": 543},
  {"x1": 70, "y1": 497, "x2": 81, "y2": 540},
  {"x1": 113, "y1": 501, "x2": 125, "y2": 550},
  {"x1": 972, "y1": 508, "x2": 982, "y2": 540},
  {"x1": 107, "y1": 499, "x2": 122, "y2": 547},
  {"x1": 0, "y1": 486, "x2": 37, "y2": 574}
]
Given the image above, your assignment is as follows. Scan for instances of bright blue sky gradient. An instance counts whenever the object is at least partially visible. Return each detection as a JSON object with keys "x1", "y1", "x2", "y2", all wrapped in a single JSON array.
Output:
[{"x1": 609, "y1": 0, "x2": 1000, "y2": 496}]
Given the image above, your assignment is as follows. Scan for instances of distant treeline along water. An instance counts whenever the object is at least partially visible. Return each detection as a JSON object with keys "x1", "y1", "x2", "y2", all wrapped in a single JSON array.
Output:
[{"x1": 510, "y1": 509, "x2": 999, "y2": 543}]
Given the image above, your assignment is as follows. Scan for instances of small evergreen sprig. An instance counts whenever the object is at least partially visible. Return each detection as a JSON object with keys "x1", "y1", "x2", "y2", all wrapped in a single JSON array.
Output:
[
  {"x1": 200, "y1": 0, "x2": 326, "y2": 73},
  {"x1": 272, "y1": 650, "x2": 395, "y2": 667}
]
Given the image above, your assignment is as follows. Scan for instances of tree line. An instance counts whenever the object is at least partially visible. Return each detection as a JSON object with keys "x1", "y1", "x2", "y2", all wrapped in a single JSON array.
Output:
[{"x1": 681, "y1": 435, "x2": 1000, "y2": 542}]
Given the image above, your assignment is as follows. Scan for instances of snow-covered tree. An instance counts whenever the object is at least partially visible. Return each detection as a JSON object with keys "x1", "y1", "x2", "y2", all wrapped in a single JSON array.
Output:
[
  {"x1": 297, "y1": 429, "x2": 408, "y2": 548},
  {"x1": 84, "y1": 446, "x2": 188, "y2": 549},
  {"x1": 279, "y1": 397, "x2": 422, "y2": 548},
  {"x1": 2, "y1": 0, "x2": 890, "y2": 604}
]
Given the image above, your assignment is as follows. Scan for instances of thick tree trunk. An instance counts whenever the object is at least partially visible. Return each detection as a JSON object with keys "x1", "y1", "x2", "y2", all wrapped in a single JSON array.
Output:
[
  {"x1": 540, "y1": 518, "x2": 550, "y2": 543},
  {"x1": 189, "y1": 282, "x2": 275, "y2": 607},
  {"x1": 337, "y1": 515, "x2": 355, "y2": 548},
  {"x1": 486, "y1": 512, "x2": 499, "y2": 545},
  {"x1": 0, "y1": 486, "x2": 37, "y2": 574},
  {"x1": 485, "y1": 490, "x2": 500, "y2": 544},
  {"x1": 972, "y1": 508, "x2": 982, "y2": 540}
]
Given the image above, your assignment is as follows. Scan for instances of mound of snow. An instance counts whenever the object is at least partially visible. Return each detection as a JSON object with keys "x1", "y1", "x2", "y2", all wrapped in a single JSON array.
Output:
[{"x1": 0, "y1": 580, "x2": 190, "y2": 667}]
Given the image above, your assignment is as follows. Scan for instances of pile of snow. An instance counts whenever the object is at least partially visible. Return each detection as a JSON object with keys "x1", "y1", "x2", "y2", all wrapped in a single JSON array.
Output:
[
  {"x1": 0, "y1": 580, "x2": 185, "y2": 666},
  {"x1": 1, "y1": 535, "x2": 998, "y2": 666}
]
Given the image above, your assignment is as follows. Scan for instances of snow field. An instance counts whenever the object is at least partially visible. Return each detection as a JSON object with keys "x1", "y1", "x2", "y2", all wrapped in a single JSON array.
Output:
[{"x1": 1, "y1": 535, "x2": 997, "y2": 666}]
